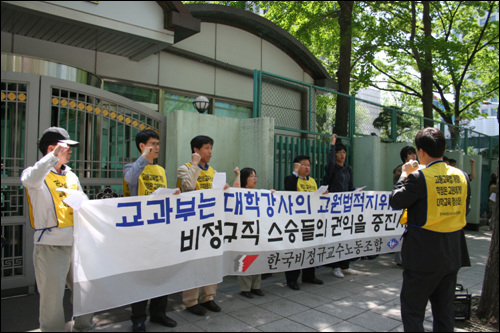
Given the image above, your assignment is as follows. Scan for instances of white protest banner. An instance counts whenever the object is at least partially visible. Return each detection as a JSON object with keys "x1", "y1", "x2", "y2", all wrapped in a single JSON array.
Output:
[{"x1": 73, "y1": 188, "x2": 404, "y2": 316}]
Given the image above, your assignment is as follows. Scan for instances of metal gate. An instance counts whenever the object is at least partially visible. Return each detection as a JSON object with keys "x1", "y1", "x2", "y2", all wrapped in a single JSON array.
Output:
[{"x1": 1, "y1": 73, "x2": 165, "y2": 294}]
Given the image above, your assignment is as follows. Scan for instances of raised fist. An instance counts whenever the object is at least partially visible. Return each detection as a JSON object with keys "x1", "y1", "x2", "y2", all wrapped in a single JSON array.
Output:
[
  {"x1": 141, "y1": 146, "x2": 153, "y2": 158},
  {"x1": 192, "y1": 152, "x2": 201, "y2": 165},
  {"x1": 331, "y1": 133, "x2": 337, "y2": 145},
  {"x1": 294, "y1": 162, "x2": 301, "y2": 174}
]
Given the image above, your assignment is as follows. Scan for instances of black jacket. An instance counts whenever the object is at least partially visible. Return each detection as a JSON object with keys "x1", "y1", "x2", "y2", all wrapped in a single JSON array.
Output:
[{"x1": 323, "y1": 145, "x2": 354, "y2": 193}]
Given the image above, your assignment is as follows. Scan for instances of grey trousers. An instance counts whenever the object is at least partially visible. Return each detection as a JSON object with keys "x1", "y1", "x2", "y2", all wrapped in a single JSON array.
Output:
[{"x1": 33, "y1": 245, "x2": 94, "y2": 332}]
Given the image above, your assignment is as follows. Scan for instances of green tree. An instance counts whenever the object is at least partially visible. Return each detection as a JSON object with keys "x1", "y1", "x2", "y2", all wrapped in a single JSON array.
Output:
[
  {"x1": 258, "y1": 1, "x2": 346, "y2": 134},
  {"x1": 186, "y1": 1, "x2": 498, "y2": 143},
  {"x1": 367, "y1": 1, "x2": 499, "y2": 147},
  {"x1": 372, "y1": 106, "x2": 417, "y2": 140}
]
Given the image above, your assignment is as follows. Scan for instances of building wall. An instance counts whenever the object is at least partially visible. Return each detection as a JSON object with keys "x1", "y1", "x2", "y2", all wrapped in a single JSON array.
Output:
[
  {"x1": 468, "y1": 116, "x2": 499, "y2": 137},
  {"x1": 2, "y1": 18, "x2": 314, "y2": 105}
]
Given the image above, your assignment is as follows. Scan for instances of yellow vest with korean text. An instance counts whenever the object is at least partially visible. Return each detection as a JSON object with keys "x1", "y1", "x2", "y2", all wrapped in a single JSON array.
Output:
[
  {"x1": 27, "y1": 171, "x2": 77, "y2": 229},
  {"x1": 297, "y1": 177, "x2": 318, "y2": 193},
  {"x1": 177, "y1": 163, "x2": 215, "y2": 191},
  {"x1": 420, "y1": 162, "x2": 468, "y2": 232},
  {"x1": 123, "y1": 164, "x2": 167, "y2": 197}
]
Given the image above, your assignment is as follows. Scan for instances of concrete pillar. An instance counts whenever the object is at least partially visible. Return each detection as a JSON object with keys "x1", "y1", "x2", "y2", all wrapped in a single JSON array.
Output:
[
  {"x1": 466, "y1": 154, "x2": 482, "y2": 229},
  {"x1": 352, "y1": 136, "x2": 383, "y2": 191},
  {"x1": 164, "y1": 110, "x2": 274, "y2": 190}
]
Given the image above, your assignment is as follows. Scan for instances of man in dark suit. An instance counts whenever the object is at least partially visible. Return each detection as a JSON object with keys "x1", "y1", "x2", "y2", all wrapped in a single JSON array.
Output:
[{"x1": 390, "y1": 127, "x2": 471, "y2": 332}]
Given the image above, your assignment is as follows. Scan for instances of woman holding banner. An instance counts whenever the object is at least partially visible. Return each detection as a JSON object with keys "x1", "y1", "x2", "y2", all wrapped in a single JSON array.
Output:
[{"x1": 233, "y1": 167, "x2": 267, "y2": 298}]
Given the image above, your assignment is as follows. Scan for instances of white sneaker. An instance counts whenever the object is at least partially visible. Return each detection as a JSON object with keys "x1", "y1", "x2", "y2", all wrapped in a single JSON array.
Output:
[
  {"x1": 342, "y1": 268, "x2": 359, "y2": 275},
  {"x1": 332, "y1": 267, "x2": 344, "y2": 278}
]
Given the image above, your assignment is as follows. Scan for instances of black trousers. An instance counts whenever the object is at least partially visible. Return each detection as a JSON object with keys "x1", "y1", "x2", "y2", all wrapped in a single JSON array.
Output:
[
  {"x1": 400, "y1": 269, "x2": 458, "y2": 332},
  {"x1": 285, "y1": 267, "x2": 316, "y2": 283},
  {"x1": 131, "y1": 295, "x2": 169, "y2": 323}
]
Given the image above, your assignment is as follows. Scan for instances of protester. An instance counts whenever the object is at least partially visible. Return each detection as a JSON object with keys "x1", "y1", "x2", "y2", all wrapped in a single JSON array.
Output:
[
  {"x1": 468, "y1": 159, "x2": 476, "y2": 181},
  {"x1": 488, "y1": 173, "x2": 497, "y2": 230},
  {"x1": 323, "y1": 134, "x2": 360, "y2": 278},
  {"x1": 177, "y1": 135, "x2": 229, "y2": 316},
  {"x1": 233, "y1": 167, "x2": 266, "y2": 298},
  {"x1": 284, "y1": 155, "x2": 326, "y2": 290},
  {"x1": 392, "y1": 146, "x2": 417, "y2": 185},
  {"x1": 21, "y1": 127, "x2": 94, "y2": 332},
  {"x1": 392, "y1": 145, "x2": 417, "y2": 267},
  {"x1": 449, "y1": 158, "x2": 476, "y2": 181},
  {"x1": 390, "y1": 127, "x2": 471, "y2": 332},
  {"x1": 123, "y1": 129, "x2": 177, "y2": 332}
]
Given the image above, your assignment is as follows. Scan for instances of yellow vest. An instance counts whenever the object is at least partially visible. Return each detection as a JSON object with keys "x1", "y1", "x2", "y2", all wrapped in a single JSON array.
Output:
[
  {"x1": 177, "y1": 163, "x2": 215, "y2": 191},
  {"x1": 123, "y1": 164, "x2": 167, "y2": 197},
  {"x1": 27, "y1": 171, "x2": 77, "y2": 229},
  {"x1": 297, "y1": 177, "x2": 318, "y2": 192},
  {"x1": 421, "y1": 163, "x2": 468, "y2": 232},
  {"x1": 399, "y1": 209, "x2": 408, "y2": 225}
]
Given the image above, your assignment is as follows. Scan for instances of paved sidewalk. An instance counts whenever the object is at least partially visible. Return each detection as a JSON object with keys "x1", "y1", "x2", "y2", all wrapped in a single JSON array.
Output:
[{"x1": 1, "y1": 227, "x2": 492, "y2": 332}]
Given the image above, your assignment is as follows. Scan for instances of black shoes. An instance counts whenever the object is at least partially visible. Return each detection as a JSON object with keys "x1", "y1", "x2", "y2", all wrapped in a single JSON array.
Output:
[
  {"x1": 200, "y1": 300, "x2": 221, "y2": 312},
  {"x1": 150, "y1": 315, "x2": 177, "y2": 327},
  {"x1": 241, "y1": 291, "x2": 254, "y2": 298},
  {"x1": 251, "y1": 289, "x2": 264, "y2": 296},
  {"x1": 187, "y1": 301, "x2": 221, "y2": 315},
  {"x1": 287, "y1": 282, "x2": 300, "y2": 290},
  {"x1": 133, "y1": 315, "x2": 177, "y2": 331},
  {"x1": 241, "y1": 289, "x2": 265, "y2": 297},
  {"x1": 187, "y1": 304, "x2": 207, "y2": 316},
  {"x1": 302, "y1": 278, "x2": 324, "y2": 285},
  {"x1": 132, "y1": 321, "x2": 146, "y2": 332}
]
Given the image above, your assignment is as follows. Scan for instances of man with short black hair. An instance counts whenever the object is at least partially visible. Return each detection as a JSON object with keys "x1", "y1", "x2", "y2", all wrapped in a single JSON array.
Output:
[
  {"x1": 390, "y1": 127, "x2": 471, "y2": 332},
  {"x1": 323, "y1": 134, "x2": 359, "y2": 278},
  {"x1": 284, "y1": 155, "x2": 325, "y2": 290},
  {"x1": 177, "y1": 135, "x2": 229, "y2": 316},
  {"x1": 123, "y1": 129, "x2": 177, "y2": 332}
]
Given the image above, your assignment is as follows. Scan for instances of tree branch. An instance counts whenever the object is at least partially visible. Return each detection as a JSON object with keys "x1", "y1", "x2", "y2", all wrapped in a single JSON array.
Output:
[
  {"x1": 409, "y1": 2, "x2": 422, "y2": 71},
  {"x1": 459, "y1": 86, "x2": 500, "y2": 114},
  {"x1": 457, "y1": 2, "x2": 496, "y2": 92},
  {"x1": 371, "y1": 62, "x2": 421, "y2": 96},
  {"x1": 370, "y1": 86, "x2": 421, "y2": 98},
  {"x1": 295, "y1": 10, "x2": 340, "y2": 35}
]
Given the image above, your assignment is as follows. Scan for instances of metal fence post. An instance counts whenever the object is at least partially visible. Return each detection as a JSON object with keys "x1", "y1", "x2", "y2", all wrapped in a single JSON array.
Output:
[
  {"x1": 489, "y1": 136, "x2": 493, "y2": 165},
  {"x1": 349, "y1": 96, "x2": 356, "y2": 140},
  {"x1": 440, "y1": 122, "x2": 446, "y2": 133},
  {"x1": 391, "y1": 107, "x2": 397, "y2": 142},
  {"x1": 253, "y1": 70, "x2": 262, "y2": 118},
  {"x1": 309, "y1": 86, "x2": 313, "y2": 132}
]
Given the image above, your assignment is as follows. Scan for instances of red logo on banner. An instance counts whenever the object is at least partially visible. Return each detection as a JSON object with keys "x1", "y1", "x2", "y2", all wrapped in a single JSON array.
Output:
[{"x1": 236, "y1": 255, "x2": 259, "y2": 272}]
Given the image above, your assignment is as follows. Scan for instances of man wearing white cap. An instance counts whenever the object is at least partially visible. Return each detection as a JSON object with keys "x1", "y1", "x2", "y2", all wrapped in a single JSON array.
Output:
[{"x1": 21, "y1": 127, "x2": 94, "y2": 332}]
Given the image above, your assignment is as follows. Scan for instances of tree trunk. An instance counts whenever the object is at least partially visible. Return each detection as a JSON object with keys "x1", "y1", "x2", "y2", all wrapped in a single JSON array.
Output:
[
  {"x1": 448, "y1": 125, "x2": 462, "y2": 150},
  {"x1": 334, "y1": 1, "x2": 353, "y2": 137},
  {"x1": 476, "y1": 157, "x2": 499, "y2": 325},
  {"x1": 421, "y1": 1, "x2": 434, "y2": 128}
]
